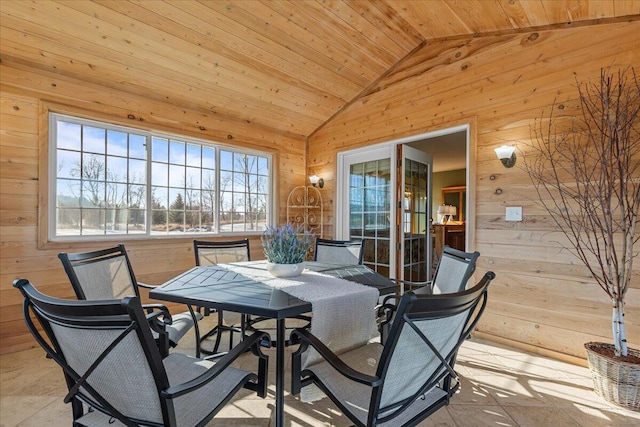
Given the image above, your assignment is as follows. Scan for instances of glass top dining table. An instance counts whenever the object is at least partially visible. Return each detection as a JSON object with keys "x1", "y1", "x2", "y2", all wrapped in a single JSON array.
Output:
[{"x1": 150, "y1": 260, "x2": 397, "y2": 427}]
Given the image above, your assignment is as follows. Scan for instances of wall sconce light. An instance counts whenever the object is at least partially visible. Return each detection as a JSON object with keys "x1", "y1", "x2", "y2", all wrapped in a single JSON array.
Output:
[
  {"x1": 309, "y1": 175, "x2": 324, "y2": 188},
  {"x1": 494, "y1": 145, "x2": 516, "y2": 168}
]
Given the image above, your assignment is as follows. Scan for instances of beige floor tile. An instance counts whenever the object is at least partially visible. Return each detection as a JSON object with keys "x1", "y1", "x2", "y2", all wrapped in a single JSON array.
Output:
[
  {"x1": 455, "y1": 353, "x2": 513, "y2": 379},
  {"x1": 502, "y1": 405, "x2": 582, "y2": 427},
  {"x1": 562, "y1": 404, "x2": 640, "y2": 426},
  {"x1": 530, "y1": 375, "x2": 612, "y2": 408},
  {"x1": 449, "y1": 376, "x2": 500, "y2": 406},
  {"x1": 2, "y1": 331, "x2": 634, "y2": 427},
  {"x1": 445, "y1": 404, "x2": 517, "y2": 426},
  {"x1": 0, "y1": 395, "x2": 61, "y2": 426},
  {"x1": 495, "y1": 354, "x2": 574, "y2": 379},
  {"x1": 470, "y1": 373, "x2": 555, "y2": 407},
  {"x1": 14, "y1": 397, "x2": 72, "y2": 427},
  {"x1": 414, "y1": 406, "x2": 457, "y2": 426},
  {"x1": 459, "y1": 337, "x2": 492, "y2": 355},
  {"x1": 206, "y1": 398, "x2": 273, "y2": 426},
  {"x1": 526, "y1": 355, "x2": 592, "y2": 380},
  {"x1": 274, "y1": 398, "x2": 335, "y2": 426}
]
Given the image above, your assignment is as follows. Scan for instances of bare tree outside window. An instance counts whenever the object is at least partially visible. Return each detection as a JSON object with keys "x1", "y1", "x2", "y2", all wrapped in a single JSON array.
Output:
[{"x1": 51, "y1": 114, "x2": 271, "y2": 238}]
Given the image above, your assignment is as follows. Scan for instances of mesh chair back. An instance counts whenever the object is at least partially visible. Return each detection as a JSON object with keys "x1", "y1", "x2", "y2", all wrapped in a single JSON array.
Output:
[
  {"x1": 14, "y1": 279, "x2": 167, "y2": 425},
  {"x1": 194, "y1": 239, "x2": 250, "y2": 266},
  {"x1": 431, "y1": 246, "x2": 479, "y2": 294},
  {"x1": 58, "y1": 244, "x2": 139, "y2": 300},
  {"x1": 314, "y1": 238, "x2": 364, "y2": 265},
  {"x1": 376, "y1": 272, "x2": 493, "y2": 414}
]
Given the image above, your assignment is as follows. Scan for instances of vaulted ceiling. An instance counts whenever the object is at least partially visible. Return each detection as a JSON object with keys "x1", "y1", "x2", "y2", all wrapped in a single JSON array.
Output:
[{"x1": 1, "y1": 1, "x2": 638, "y2": 138}]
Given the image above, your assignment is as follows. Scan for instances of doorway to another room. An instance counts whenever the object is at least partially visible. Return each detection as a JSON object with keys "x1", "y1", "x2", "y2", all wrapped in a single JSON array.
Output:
[
  {"x1": 406, "y1": 130, "x2": 468, "y2": 274},
  {"x1": 336, "y1": 125, "x2": 470, "y2": 283}
]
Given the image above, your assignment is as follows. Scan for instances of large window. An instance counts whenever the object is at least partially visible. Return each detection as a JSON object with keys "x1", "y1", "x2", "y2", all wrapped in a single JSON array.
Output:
[{"x1": 50, "y1": 113, "x2": 271, "y2": 240}]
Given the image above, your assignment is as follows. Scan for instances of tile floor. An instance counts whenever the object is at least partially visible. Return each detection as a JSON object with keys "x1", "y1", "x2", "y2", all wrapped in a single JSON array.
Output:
[{"x1": 1, "y1": 317, "x2": 639, "y2": 427}]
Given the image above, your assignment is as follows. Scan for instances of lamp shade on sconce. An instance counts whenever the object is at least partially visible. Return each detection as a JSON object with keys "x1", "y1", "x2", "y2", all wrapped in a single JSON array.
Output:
[
  {"x1": 494, "y1": 145, "x2": 516, "y2": 168},
  {"x1": 309, "y1": 175, "x2": 324, "y2": 188}
]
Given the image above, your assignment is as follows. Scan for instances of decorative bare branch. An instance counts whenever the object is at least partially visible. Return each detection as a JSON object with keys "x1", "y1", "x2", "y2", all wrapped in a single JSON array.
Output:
[{"x1": 523, "y1": 67, "x2": 640, "y2": 357}]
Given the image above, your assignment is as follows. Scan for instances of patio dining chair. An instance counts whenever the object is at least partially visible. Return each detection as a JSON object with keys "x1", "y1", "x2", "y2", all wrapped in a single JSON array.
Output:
[
  {"x1": 291, "y1": 271, "x2": 495, "y2": 427},
  {"x1": 58, "y1": 244, "x2": 202, "y2": 358},
  {"x1": 377, "y1": 246, "x2": 480, "y2": 344},
  {"x1": 193, "y1": 239, "x2": 251, "y2": 355},
  {"x1": 13, "y1": 278, "x2": 269, "y2": 427},
  {"x1": 313, "y1": 238, "x2": 365, "y2": 265}
]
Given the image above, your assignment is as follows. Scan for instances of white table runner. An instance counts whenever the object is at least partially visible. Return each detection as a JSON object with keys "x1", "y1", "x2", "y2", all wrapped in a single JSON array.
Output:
[{"x1": 221, "y1": 262, "x2": 379, "y2": 401}]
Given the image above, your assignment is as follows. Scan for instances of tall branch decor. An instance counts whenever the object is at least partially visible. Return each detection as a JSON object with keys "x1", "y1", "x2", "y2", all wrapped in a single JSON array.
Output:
[
  {"x1": 523, "y1": 67, "x2": 639, "y2": 409},
  {"x1": 525, "y1": 67, "x2": 639, "y2": 357}
]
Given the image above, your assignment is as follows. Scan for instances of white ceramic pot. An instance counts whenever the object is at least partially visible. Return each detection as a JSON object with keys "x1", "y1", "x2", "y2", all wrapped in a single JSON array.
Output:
[{"x1": 266, "y1": 262, "x2": 305, "y2": 278}]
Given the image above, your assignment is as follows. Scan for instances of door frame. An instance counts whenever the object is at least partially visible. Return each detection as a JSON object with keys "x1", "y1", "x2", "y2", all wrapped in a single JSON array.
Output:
[{"x1": 336, "y1": 123, "x2": 475, "y2": 277}]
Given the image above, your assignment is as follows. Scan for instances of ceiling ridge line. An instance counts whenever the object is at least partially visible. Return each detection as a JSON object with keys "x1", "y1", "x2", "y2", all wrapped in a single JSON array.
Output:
[
  {"x1": 419, "y1": 14, "x2": 640, "y2": 45},
  {"x1": 308, "y1": 39, "x2": 427, "y2": 141}
]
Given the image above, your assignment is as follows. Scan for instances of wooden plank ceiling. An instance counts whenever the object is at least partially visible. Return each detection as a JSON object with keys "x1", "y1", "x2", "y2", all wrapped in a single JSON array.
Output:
[{"x1": 1, "y1": 0, "x2": 638, "y2": 138}]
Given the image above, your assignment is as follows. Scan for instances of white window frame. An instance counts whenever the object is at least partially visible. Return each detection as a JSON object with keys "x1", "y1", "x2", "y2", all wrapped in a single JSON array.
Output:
[{"x1": 48, "y1": 113, "x2": 273, "y2": 242}]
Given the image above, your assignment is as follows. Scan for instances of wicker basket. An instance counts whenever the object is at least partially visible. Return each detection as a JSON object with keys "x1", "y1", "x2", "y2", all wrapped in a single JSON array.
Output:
[{"x1": 584, "y1": 342, "x2": 640, "y2": 412}]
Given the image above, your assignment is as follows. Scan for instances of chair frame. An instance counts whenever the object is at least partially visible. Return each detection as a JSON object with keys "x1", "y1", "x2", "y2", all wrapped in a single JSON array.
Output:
[
  {"x1": 393, "y1": 245, "x2": 480, "y2": 293},
  {"x1": 13, "y1": 278, "x2": 269, "y2": 427},
  {"x1": 292, "y1": 272, "x2": 494, "y2": 427},
  {"x1": 193, "y1": 239, "x2": 251, "y2": 355},
  {"x1": 193, "y1": 239, "x2": 251, "y2": 266},
  {"x1": 58, "y1": 243, "x2": 201, "y2": 358},
  {"x1": 377, "y1": 246, "x2": 480, "y2": 343},
  {"x1": 313, "y1": 238, "x2": 365, "y2": 265}
]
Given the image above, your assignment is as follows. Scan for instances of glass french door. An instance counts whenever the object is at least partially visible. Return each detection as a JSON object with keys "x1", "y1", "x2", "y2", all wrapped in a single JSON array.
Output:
[
  {"x1": 338, "y1": 145, "x2": 432, "y2": 283},
  {"x1": 399, "y1": 145, "x2": 433, "y2": 283},
  {"x1": 344, "y1": 148, "x2": 394, "y2": 277}
]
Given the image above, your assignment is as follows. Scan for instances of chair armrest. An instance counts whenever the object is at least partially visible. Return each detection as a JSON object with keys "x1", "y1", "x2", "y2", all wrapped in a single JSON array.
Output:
[
  {"x1": 376, "y1": 302, "x2": 397, "y2": 320},
  {"x1": 389, "y1": 278, "x2": 432, "y2": 292},
  {"x1": 290, "y1": 328, "x2": 381, "y2": 387},
  {"x1": 161, "y1": 331, "x2": 270, "y2": 399},
  {"x1": 141, "y1": 303, "x2": 173, "y2": 325},
  {"x1": 145, "y1": 309, "x2": 171, "y2": 330},
  {"x1": 136, "y1": 281, "x2": 156, "y2": 290}
]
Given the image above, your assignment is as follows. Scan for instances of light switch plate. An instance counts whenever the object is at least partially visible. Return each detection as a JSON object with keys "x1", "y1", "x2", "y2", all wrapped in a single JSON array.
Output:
[{"x1": 506, "y1": 206, "x2": 523, "y2": 221}]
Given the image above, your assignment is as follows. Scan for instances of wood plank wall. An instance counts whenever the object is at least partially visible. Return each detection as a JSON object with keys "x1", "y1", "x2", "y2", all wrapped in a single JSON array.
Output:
[
  {"x1": 0, "y1": 69, "x2": 306, "y2": 354},
  {"x1": 309, "y1": 21, "x2": 640, "y2": 361}
]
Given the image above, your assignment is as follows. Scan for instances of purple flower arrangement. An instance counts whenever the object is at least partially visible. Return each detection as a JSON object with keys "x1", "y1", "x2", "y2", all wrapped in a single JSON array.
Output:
[{"x1": 261, "y1": 223, "x2": 313, "y2": 264}]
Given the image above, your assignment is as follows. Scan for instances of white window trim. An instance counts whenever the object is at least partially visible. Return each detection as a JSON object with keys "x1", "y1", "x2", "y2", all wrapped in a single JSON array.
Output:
[{"x1": 48, "y1": 113, "x2": 273, "y2": 242}]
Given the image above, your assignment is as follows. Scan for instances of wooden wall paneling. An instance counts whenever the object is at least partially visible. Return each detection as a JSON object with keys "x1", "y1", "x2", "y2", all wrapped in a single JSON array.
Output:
[
  {"x1": 0, "y1": 2, "x2": 323, "y2": 135},
  {"x1": 0, "y1": 65, "x2": 307, "y2": 147},
  {"x1": 217, "y1": 1, "x2": 387, "y2": 81},
  {"x1": 479, "y1": 312, "x2": 604, "y2": 357},
  {"x1": 103, "y1": 0, "x2": 355, "y2": 96},
  {"x1": 0, "y1": 82, "x2": 306, "y2": 353},
  {"x1": 315, "y1": 22, "x2": 639, "y2": 146},
  {"x1": 1, "y1": 2, "x2": 638, "y2": 361},
  {"x1": 308, "y1": 22, "x2": 639, "y2": 360},
  {"x1": 181, "y1": 1, "x2": 364, "y2": 93}
]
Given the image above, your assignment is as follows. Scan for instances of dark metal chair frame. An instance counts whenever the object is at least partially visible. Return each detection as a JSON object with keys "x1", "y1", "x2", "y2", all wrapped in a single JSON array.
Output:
[
  {"x1": 58, "y1": 243, "x2": 202, "y2": 358},
  {"x1": 395, "y1": 245, "x2": 480, "y2": 293},
  {"x1": 13, "y1": 278, "x2": 269, "y2": 427},
  {"x1": 193, "y1": 238, "x2": 251, "y2": 355},
  {"x1": 291, "y1": 272, "x2": 495, "y2": 427},
  {"x1": 377, "y1": 246, "x2": 480, "y2": 344},
  {"x1": 313, "y1": 238, "x2": 365, "y2": 265}
]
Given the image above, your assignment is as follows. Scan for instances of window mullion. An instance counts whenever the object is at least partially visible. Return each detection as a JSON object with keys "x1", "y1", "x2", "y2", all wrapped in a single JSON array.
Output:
[
  {"x1": 214, "y1": 149, "x2": 220, "y2": 233},
  {"x1": 145, "y1": 134, "x2": 152, "y2": 237}
]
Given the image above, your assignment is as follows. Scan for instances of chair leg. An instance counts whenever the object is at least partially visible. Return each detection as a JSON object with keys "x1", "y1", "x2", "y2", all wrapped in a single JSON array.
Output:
[
  {"x1": 198, "y1": 311, "x2": 225, "y2": 355},
  {"x1": 188, "y1": 305, "x2": 201, "y2": 358},
  {"x1": 212, "y1": 311, "x2": 224, "y2": 354}
]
